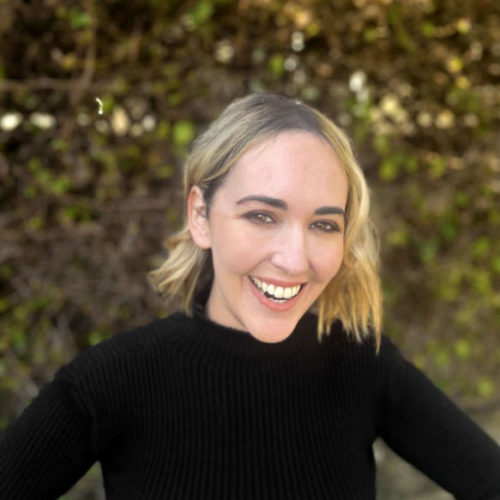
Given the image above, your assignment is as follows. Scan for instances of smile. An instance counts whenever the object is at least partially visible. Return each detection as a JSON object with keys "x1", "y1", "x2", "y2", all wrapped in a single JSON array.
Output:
[{"x1": 249, "y1": 276, "x2": 303, "y2": 303}]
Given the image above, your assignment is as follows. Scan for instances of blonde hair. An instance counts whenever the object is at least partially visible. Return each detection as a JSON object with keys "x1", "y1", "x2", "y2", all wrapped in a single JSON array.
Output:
[{"x1": 150, "y1": 94, "x2": 382, "y2": 349}]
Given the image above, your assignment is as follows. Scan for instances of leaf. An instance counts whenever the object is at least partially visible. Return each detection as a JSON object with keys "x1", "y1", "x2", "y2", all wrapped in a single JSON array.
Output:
[
  {"x1": 471, "y1": 236, "x2": 491, "y2": 259},
  {"x1": 454, "y1": 339, "x2": 470, "y2": 360},
  {"x1": 157, "y1": 165, "x2": 176, "y2": 179},
  {"x1": 268, "y1": 54, "x2": 285, "y2": 78},
  {"x1": 379, "y1": 158, "x2": 399, "y2": 181},
  {"x1": 190, "y1": 0, "x2": 214, "y2": 26},
  {"x1": 386, "y1": 229, "x2": 408, "y2": 247},
  {"x1": 172, "y1": 120, "x2": 196, "y2": 147},
  {"x1": 477, "y1": 377, "x2": 495, "y2": 398},
  {"x1": 491, "y1": 256, "x2": 500, "y2": 275},
  {"x1": 420, "y1": 21, "x2": 435, "y2": 38},
  {"x1": 69, "y1": 9, "x2": 91, "y2": 29}
]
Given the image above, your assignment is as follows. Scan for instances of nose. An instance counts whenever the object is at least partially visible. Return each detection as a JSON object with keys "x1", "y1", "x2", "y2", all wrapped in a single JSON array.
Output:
[{"x1": 269, "y1": 225, "x2": 309, "y2": 276}]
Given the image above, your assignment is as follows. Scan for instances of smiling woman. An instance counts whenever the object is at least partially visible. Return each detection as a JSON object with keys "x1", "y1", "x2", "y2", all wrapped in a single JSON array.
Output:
[
  {"x1": 153, "y1": 93, "x2": 381, "y2": 347},
  {"x1": 186, "y1": 131, "x2": 348, "y2": 343},
  {"x1": 1, "y1": 94, "x2": 500, "y2": 499}
]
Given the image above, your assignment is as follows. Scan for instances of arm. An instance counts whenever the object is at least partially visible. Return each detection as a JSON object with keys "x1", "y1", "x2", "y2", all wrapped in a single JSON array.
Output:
[
  {"x1": 379, "y1": 342, "x2": 500, "y2": 499},
  {"x1": 0, "y1": 374, "x2": 98, "y2": 499}
]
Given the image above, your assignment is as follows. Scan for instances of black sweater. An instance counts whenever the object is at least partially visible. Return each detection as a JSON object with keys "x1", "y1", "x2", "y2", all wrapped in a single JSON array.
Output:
[{"x1": 1, "y1": 311, "x2": 500, "y2": 499}]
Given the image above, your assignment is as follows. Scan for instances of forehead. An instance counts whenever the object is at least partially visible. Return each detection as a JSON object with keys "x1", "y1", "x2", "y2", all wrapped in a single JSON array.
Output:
[{"x1": 218, "y1": 131, "x2": 348, "y2": 204}]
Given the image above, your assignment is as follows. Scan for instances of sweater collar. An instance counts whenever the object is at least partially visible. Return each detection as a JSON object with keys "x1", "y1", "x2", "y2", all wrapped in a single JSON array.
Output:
[{"x1": 186, "y1": 287, "x2": 318, "y2": 363}]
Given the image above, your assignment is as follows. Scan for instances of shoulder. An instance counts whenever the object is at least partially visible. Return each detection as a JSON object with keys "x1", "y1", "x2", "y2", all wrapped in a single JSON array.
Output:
[
  {"x1": 321, "y1": 318, "x2": 405, "y2": 366},
  {"x1": 56, "y1": 312, "x2": 194, "y2": 384},
  {"x1": 314, "y1": 321, "x2": 409, "y2": 397}
]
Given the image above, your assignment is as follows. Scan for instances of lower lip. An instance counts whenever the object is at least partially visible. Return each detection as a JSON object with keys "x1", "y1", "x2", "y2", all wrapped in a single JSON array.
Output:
[{"x1": 248, "y1": 277, "x2": 304, "y2": 312}]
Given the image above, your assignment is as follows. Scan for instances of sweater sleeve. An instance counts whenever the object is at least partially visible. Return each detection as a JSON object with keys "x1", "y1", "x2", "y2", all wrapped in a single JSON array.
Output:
[
  {"x1": 0, "y1": 367, "x2": 98, "y2": 500},
  {"x1": 379, "y1": 339, "x2": 500, "y2": 499}
]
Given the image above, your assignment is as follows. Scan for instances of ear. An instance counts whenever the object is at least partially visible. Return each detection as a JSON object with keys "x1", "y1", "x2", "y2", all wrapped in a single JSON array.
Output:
[{"x1": 187, "y1": 186, "x2": 211, "y2": 249}]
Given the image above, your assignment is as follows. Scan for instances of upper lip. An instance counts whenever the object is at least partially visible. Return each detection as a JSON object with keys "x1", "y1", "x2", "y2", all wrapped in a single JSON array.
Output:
[{"x1": 250, "y1": 276, "x2": 306, "y2": 287}]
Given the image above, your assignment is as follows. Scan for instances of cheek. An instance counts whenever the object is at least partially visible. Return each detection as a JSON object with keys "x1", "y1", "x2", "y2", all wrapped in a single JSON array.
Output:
[
  {"x1": 313, "y1": 241, "x2": 344, "y2": 281},
  {"x1": 211, "y1": 224, "x2": 264, "y2": 272}
]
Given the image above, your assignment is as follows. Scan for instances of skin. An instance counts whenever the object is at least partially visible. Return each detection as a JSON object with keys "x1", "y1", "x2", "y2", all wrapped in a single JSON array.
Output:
[{"x1": 188, "y1": 131, "x2": 348, "y2": 343}]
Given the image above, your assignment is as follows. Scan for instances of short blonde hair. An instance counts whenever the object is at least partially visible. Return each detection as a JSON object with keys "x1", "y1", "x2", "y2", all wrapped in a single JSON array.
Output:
[{"x1": 150, "y1": 94, "x2": 382, "y2": 348}]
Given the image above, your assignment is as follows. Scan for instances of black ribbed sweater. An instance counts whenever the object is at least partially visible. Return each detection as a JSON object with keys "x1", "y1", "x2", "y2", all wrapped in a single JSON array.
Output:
[{"x1": 1, "y1": 311, "x2": 500, "y2": 499}]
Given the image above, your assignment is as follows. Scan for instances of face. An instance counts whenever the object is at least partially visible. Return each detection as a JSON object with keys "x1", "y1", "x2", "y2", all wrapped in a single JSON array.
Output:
[{"x1": 188, "y1": 131, "x2": 348, "y2": 343}]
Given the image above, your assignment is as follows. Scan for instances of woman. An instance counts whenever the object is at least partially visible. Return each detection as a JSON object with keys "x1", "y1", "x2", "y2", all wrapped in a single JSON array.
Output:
[{"x1": 1, "y1": 93, "x2": 499, "y2": 499}]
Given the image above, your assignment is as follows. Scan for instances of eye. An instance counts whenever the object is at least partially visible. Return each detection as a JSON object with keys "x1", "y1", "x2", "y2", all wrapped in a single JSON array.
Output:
[
  {"x1": 244, "y1": 211, "x2": 275, "y2": 224},
  {"x1": 310, "y1": 220, "x2": 341, "y2": 233}
]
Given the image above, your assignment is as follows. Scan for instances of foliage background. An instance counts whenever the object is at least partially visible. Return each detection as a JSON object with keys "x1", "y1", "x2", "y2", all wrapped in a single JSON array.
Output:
[{"x1": 1, "y1": 0, "x2": 499, "y2": 497}]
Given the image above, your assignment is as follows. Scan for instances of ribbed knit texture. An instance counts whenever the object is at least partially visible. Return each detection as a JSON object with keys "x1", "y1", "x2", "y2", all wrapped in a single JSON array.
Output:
[{"x1": 1, "y1": 310, "x2": 500, "y2": 499}]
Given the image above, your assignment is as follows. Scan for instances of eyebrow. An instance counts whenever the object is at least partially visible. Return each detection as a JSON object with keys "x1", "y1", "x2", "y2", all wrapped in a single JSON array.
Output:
[{"x1": 236, "y1": 195, "x2": 345, "y2": 217}]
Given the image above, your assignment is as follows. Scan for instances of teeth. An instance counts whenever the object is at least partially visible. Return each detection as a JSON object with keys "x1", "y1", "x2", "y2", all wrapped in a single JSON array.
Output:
[{"x1": 251, "y1": 277, "x2": 302, "y2": 301}]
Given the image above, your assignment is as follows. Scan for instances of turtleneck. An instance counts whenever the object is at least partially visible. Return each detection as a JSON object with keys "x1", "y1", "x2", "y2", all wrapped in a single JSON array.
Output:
[
  {"x1": 2, "y1": 310, "x2": 500, "y2": 499},
  {"x1": 177, "y1": 306, "x2": 321, "y2": 364}
]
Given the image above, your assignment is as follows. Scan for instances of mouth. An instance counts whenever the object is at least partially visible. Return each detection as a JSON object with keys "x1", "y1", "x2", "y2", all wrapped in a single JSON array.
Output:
[{"x1": 249, "y1": 276, "x2": 304, "y2": 303}]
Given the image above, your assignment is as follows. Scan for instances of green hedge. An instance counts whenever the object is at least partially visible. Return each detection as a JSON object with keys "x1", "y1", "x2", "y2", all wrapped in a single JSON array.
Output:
[{"x1": 1, "y1": 0, "x2": 500, "y2": 433}]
